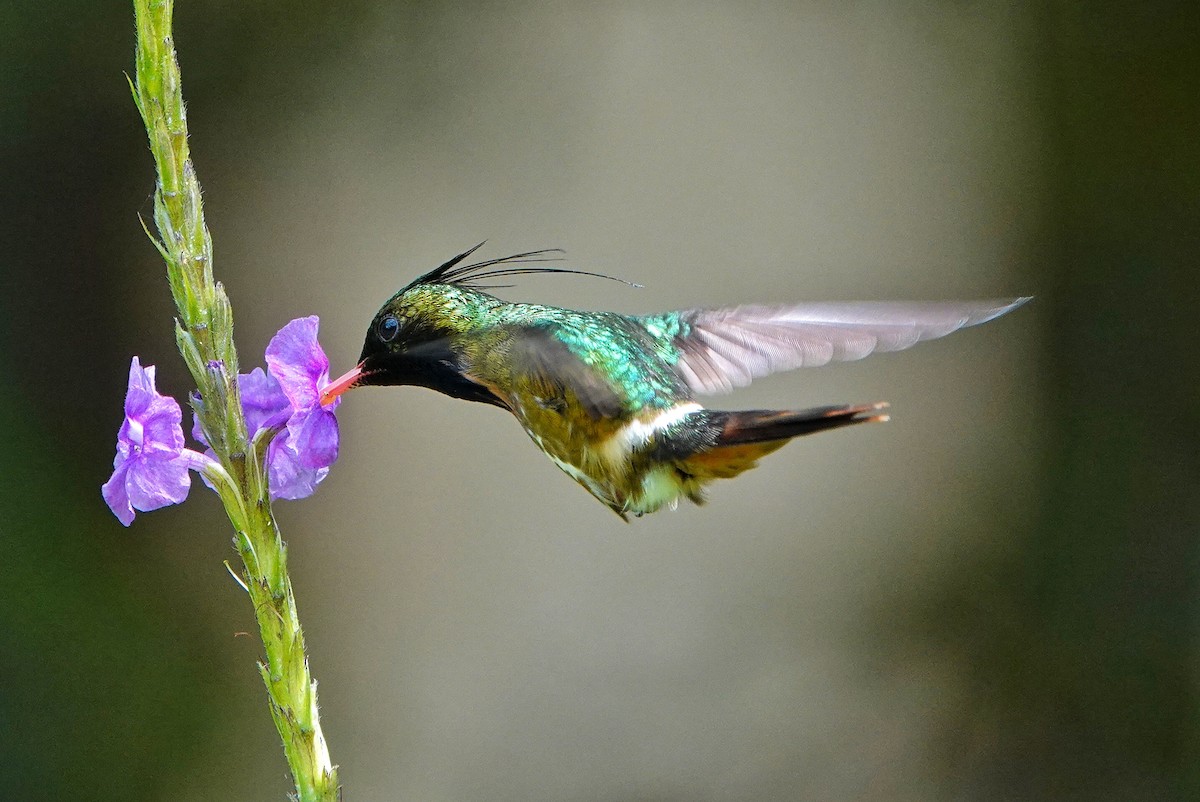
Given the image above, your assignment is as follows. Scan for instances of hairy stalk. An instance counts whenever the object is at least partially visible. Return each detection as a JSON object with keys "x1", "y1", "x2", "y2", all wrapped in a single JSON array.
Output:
[{"x1": 131, "y1": 2, "x2": 339, "y2": 799}]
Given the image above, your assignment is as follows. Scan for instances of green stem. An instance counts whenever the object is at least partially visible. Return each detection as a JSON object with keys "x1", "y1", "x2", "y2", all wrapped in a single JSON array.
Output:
[{"x1": 131, "y1": 2, "x2": 340, "y2": 799}]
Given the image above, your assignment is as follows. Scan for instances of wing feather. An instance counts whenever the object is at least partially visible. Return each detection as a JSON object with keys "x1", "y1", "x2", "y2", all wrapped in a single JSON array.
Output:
[
  {"x1": 500, "y1": 326, "x2": 627, "y2": 419},
  {"x1": 663, "y1": 298, "x2": 1030, "y2": 395}
]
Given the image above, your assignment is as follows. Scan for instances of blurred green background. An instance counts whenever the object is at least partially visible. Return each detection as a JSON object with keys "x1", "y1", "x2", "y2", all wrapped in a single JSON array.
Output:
[{"x1": 2, "y1": 2, "x2": 1196, "y2": 800}]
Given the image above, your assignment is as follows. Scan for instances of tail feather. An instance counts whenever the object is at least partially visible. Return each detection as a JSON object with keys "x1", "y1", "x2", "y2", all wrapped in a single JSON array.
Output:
[
  {"x1": 716, "y1": 402, "x2": 890, "y2": 445},
  {"x1": 677, "y1": 402, "x2": 889, "y2": 483}
]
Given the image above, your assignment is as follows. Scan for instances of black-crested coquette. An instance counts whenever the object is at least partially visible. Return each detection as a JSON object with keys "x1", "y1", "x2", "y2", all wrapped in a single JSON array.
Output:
[{"x1": 322, "y1": 245, "x2": 1029, "y2": 519}]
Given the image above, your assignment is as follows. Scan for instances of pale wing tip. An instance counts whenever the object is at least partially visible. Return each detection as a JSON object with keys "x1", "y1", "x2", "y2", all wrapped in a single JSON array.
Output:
[{"x1": 971, "y1": 296, "x2": 1033, "y2": 325}]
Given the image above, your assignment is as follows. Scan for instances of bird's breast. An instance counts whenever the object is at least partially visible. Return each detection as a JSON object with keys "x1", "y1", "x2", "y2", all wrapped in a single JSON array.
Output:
[{"x1": 510, "y1": 394, "x2": 704, "y2": 513}]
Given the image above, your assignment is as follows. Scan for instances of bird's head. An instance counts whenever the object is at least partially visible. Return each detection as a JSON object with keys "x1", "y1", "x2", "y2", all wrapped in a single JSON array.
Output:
[
  {"x1": 320, "y1": 280, "x2": 502, "y2": 406},
  {"x1": 321, "y1": 244, "x2": 534, "y2": 407},
  {"x1": 321, "y1": 243, "x2": 621, "y2": 407}
]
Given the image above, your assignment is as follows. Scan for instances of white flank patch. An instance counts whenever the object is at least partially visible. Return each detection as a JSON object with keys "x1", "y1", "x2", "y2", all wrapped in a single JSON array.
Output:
[{"x1": 600, "y1": 402, "x2": 703, "y2": 464}]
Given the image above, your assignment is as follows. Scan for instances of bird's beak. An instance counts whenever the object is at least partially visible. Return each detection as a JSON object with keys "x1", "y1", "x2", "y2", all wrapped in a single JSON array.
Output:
[{"x1": 320, "y1": 362, "x2": 365, "y2": 407}]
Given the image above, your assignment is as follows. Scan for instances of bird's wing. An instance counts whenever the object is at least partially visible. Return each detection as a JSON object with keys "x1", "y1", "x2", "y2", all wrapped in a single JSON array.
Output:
[
  {"x1": 655, "y1": 298, "x2": 1030, "y2": 395},
  {"x1": 499, "y1": 325, "x2": 628, "y2": 419}
]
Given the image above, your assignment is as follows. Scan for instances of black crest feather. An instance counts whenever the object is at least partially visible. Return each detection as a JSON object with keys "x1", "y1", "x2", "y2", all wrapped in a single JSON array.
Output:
[{"x1": 406, "y1": 243, "x2": 641, "y2": 290}]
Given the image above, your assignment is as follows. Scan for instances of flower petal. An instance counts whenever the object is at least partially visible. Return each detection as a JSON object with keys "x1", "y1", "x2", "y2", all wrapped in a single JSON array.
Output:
[
  {"x1": 124, "y1": 454, "x2": 192, "y2": 512},
  {"x1": 129, "y1": 356, "x2": 156, "y2": 394},
  {"x1": 123, "y1": 359, "x2": 162, "y2": 422},
  {"x1": 102, "y1": 461, "x2": 136, "y2": 526},
  {"x1": 267, "y1": 436, "x2": 330, "y2": 500},
  {"x1": 265, "y1": 316, "x2": 328, "y2": 410},
  {"x1": 139, "y1": 393, "x2": 186, "y2": 455},
  {"x1": 238, "y1": 367, "x2": 291, "y2": 435},
  {"x1": 123, "y1": 384, "x2": 154, "y2": 423},
  {"x1": 288, "y1": 408, "x2": 339, "y2": 468}
]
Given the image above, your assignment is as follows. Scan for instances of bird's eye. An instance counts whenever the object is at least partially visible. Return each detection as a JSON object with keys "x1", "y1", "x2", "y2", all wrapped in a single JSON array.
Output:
[{"x1": 378, "y1": 314, "x2": 401, "y2": 342}]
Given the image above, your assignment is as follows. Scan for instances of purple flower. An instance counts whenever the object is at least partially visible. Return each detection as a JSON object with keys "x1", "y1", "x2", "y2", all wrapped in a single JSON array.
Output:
[
  {"x1": 233, "y1": 364, "x2": 331, "y2": 501},
  {"x1": 104, "y1": 317, "x2": 342, "y2": 525},
  {"x1": 191, "y1": 367, "x2": 290, "y2": 445},
  {"x1": 102, "y1": 357, "x2": 210, "y2": 526},
  {"x1": 265, "y1": 316, "x2": 340, "y2": 470},
  {"x1": 192, "y1": 318, "x2": 340, "y2": 501}
]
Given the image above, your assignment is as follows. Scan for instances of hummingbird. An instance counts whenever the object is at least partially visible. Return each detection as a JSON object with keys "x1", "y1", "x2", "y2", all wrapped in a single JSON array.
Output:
[{"x1": 321, "y1": 245, "x2": 1029, "y2": 519}]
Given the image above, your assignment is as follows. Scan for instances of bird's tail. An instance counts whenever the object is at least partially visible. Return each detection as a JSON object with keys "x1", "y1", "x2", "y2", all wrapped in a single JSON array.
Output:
[
  {"x1": 678, "y1": 402, "x2": 889, "y2": 481},
  {"x1": 715, "y1": 402, "x2": 890, "y2": 444}
]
